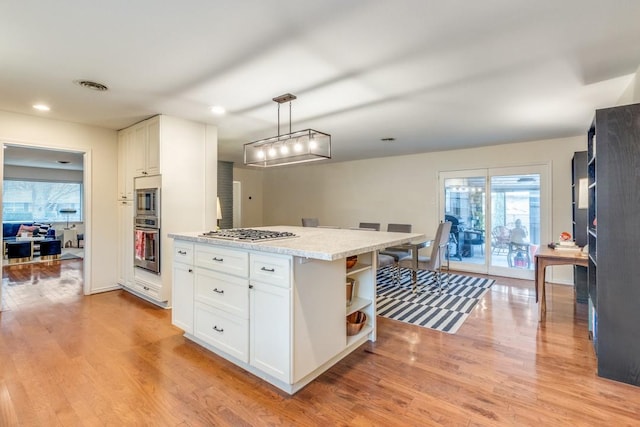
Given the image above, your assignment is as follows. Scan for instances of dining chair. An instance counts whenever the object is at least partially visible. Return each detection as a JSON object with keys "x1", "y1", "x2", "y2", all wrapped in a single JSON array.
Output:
[
  {"x1": 358, "y1": 222, "x2": 380, "y2": 231},
  {"x1": 379, "y1": 223, "x2": 413, "y2": 283},
  {"x1": 398, "y1": 221, "x2": 452, "y2": 294},
  {"x1": 301, "y1": 217, "x2": 319, "y2": 227}
]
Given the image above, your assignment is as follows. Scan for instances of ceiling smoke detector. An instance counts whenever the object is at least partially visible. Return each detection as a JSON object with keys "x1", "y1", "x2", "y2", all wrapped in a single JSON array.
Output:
[{"x1": 74, "y1": 80, "x2": 108, "y2": 91}]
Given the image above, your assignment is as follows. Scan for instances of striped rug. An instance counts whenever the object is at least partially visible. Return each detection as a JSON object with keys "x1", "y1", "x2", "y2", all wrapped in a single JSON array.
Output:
[{"x1": 376, "y1": 268, "x2": 494, "y2": 334}]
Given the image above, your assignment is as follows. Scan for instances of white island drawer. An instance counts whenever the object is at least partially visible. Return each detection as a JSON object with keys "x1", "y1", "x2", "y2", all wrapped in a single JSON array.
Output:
[
  {"x1": 195, "y1": 244, "x2": 249, "y2": 277},
  {"x1": 173, "y1": 242, "x2": 194, "y2": 265},
  {"x1": 194, "y1": 302, "x2": 248, "y2": 363},
  {"x1": 195, "y1": 268, "x2": 248, "y2": 318},
  {"x1": 250, "y1": 254, "x2": 291, "y2": 288}
]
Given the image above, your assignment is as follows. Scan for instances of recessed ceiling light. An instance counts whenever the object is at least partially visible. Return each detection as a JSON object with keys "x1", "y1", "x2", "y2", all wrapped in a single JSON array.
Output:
[
  {"x1": 74, "y1": 80, "x2": 108, "y2": 91},
  {"x1": 210, "y1": 105, "x2": 226, "y2": 115},
  {"x1": 33, "y1": 104, "x2": 50, "y2": 111}
]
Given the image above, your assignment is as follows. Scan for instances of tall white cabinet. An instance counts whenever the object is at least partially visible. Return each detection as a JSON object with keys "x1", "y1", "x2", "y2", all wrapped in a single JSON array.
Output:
[{"x1": 117, "y1": 115, "x2": 217, "y2": 307}]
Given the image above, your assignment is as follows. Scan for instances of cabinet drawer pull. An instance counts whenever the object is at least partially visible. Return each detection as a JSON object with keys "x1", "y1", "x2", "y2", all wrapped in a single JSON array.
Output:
[
  {"x1": 260, "y1": 266, "x2": 275, "y2": 272},
  {"x1": 143, "y1": 286, "x2": 150, "y2": 291},
  {"x1": 188, "y1": 269, "x2": 193, "y2": 273},
  {"x1": 177, "y1": 250, "x2": 187, "y2": 255},
  {"x1": 213, "y1": 325, "x2": 224, "y2": 333},
  {"x1": 213, "y1": 288, "x2": 224, "y2": 294},
  {"x1": 212, "y1": 257, "x2": 224, "y2": 262}
]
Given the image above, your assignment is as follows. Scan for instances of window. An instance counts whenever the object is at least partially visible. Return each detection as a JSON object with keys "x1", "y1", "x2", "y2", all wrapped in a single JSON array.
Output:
[{"x1": 2, "y1": 180, "x2": 83, "y2": 223}]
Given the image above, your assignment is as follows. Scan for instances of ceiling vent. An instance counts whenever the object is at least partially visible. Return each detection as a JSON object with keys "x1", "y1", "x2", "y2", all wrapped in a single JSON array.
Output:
[{"x1": 74, "y1": 80, "x2": 108, "y2": 91}]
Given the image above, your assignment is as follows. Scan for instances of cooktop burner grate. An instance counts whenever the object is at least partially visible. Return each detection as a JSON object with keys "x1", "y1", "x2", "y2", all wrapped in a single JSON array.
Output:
[{"x1": 200, "y1": 228, "x2": 297, "y2": 242}]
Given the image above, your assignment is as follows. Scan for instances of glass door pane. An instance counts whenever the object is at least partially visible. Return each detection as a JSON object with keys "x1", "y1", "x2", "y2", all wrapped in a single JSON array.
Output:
[
  {"x1": 489, "y1": 173, "x2": 540, "y2": 274},
  {"x1": 441, "y1": 164, "x2": 549, "y2": 279},
  {"x1": 443, "y1": 175, "x2": 487, "y2": 268}
]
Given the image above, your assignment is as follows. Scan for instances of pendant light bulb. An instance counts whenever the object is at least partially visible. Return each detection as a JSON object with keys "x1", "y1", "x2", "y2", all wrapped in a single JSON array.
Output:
[{"x1": 309, "y1": 134, "x2": 318, "y2": 150}]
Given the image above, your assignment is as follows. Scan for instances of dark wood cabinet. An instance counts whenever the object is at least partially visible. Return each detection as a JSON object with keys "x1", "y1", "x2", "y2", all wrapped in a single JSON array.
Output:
[
  {"x1": 572, "y1": 151, "x2": 588, "y2": 303},
  {"x1": 588, "y1": 102, "x2": 640, "y2": 387}
]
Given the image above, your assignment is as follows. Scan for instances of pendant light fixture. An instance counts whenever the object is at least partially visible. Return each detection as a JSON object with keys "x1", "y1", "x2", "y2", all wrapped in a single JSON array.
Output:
[{"x1": 244, "y1": 93, "x2": 331, "y2": 167}]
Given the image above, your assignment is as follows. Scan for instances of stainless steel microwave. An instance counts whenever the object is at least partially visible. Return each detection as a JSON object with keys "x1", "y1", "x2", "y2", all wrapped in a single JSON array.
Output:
[{"x1": 136, "y1": 187, "x2": 159, "y2": 218}]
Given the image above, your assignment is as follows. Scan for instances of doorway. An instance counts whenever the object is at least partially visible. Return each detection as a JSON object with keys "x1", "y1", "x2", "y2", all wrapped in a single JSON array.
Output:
[
  {"x1": 439, "y1": 164, "x2": 550, "y2": 279},
  {"x1": 1, "y1": 144, "x2": 87, "y2": 306}
]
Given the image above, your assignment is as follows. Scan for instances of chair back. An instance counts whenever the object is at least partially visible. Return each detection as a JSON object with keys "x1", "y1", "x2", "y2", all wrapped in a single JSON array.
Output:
[
  {"x1": 387, "y1": 223, "x2": 412, "y2": 233},
  {"x1": 301, "y1": 218, "x2": 319, "y2": 227},
  {"x1": 430, "y1": 221, "x2": 452, "y2": 269},
  {"x1": 359, "y1": 222, "x2": 380, "y2": 231}
]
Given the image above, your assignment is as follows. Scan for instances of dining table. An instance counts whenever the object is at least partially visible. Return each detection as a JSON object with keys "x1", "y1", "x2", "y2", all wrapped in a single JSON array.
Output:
[{"x1": 389, "y1": 238, "x2": 434, "y2": 290}]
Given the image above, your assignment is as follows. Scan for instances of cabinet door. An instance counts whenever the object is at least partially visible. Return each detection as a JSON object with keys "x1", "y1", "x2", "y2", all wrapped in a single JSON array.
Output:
[
  {"x1": 117, "y1": 128, "x2": 134, "y2": 200},
  {"x1": 132, "y1": 123, "x2": 148, "y2": 177},
  {"x1": 145, "y1": 117, "x2": 161, "y2": 175},
  {"x1": 117, "y1": 201, "x2": 134, "y2": 287},
  {"x1": 250, "y1": 281, "x2": 291, "y2": 383},
  {"x1": 173, "y1": 262, "x2": 194, "y2": 334}
]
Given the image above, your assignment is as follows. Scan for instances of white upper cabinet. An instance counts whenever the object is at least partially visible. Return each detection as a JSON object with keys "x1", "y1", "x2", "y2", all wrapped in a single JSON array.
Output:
[
  {"x1": 132, "y1": 116, "x2": 160, "y2": 177},
  {"x1": 117, "y1": 128, "x2": 134, "y2": 200}
]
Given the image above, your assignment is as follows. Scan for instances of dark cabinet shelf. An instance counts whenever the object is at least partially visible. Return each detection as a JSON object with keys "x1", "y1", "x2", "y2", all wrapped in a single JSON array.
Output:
[
  {"x1": 588, "y1": 102, "x2": 640, "y2": 387},
  {"x1": 572, "y1": 151, "x2": 588, "y2": 304}
]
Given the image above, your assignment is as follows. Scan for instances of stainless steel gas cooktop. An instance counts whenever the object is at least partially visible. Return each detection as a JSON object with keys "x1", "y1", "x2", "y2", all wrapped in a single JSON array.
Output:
[{"x1": 200, "y1": 228, "x2": 298, "y2": 242}]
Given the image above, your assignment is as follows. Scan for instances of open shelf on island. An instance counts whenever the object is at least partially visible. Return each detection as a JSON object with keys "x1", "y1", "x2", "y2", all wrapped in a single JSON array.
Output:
[
  {"x1": 346, "y1": 324, "x2": 373, "y2": 347},
  {"x1": 346, "y1": 263, "x2": 371, "y2": 276},
  {"x1": 347, "y1": 296, "x2": 372, "y2": 316}
]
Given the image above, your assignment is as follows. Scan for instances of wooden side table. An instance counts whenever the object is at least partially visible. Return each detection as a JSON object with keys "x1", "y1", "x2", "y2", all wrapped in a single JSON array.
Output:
[{"x1": 535, "y1": 247, "x2": 588, "y2": 321}]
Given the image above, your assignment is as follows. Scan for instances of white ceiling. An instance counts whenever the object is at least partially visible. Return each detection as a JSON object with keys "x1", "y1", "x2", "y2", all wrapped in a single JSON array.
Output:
[{"x1": 1, "y1": 1, "x2": 639, "y2": 166}]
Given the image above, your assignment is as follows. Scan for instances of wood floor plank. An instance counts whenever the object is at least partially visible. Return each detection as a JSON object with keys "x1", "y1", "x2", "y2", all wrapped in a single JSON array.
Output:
[{"x1": 3, "y1": 260, "x2": 640, "y2": 426}]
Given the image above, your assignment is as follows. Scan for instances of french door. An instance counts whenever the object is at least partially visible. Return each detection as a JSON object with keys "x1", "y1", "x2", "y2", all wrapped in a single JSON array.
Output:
[{"x1": 439, "y1": 164, "x2": 550, "y2": 279}]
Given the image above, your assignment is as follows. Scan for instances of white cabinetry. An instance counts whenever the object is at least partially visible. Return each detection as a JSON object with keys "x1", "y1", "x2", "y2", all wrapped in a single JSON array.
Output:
[
  {"x1": 171, "y1": 237, "x2": 378, "y2": 394},
  {"x1": 249, "y1": 253, "x2": 291, "y2": 382},
  {"x1": 117, "y1": 115, "x2": 216, "y2": 308},
  {"x1": 172, "y1": 241, "x2": 194, "y2": 334},
  {"x1": 117, "y1": 200, "x2": 134, "y2": 288},
  {"x1": 132, "y1": 116, "x2": 160, "y2": 177},
  {"x1": 117, "y1": 128, "x2": 134, "y2": 200},
  {"x1": 193, "y1": 243, "x2": 250, "y2": 363},
  {"x1": 249, "y1": 278, "x2": 291, "y2": 382}
]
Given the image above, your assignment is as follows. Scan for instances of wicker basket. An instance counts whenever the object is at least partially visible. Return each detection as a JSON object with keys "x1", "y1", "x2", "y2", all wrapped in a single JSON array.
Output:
[{"x1": 346, "y1": 311, "x2": 367, "y2": 336}]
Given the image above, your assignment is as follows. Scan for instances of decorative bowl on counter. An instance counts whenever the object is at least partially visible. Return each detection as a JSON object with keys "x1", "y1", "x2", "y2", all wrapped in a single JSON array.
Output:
[
  {"x1": 346, "y1": 311, "x2": 367, "y2": 336},
  {"x1": 346, "y1": 255, "x2": 358, "y2": 269}
]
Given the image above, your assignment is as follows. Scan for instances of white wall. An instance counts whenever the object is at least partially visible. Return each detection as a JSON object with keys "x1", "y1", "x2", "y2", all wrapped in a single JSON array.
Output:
[
  {"x1": 0, "y1": 110, "x2": 118, "y2": 295},
  {"x1": 155, "y1": 115, "x2": 218, "y2": 303},
  {"x1": 618, "y1": 65, "x2": 640, "y2": 104},
  {"x1": 4, "y1": 165, "x2": 83, "y2": 182},
  {"x1": 233, "y1": 167, "x2": 264, "y2": 228},
  {"x1": 235, "y1": 134, "x2": 586, "y2": 284}
]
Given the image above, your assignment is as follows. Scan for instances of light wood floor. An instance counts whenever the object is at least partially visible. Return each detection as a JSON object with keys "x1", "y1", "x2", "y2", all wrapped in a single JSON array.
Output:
[{"x1": 1, "y1": 261, "x2": 639, "y2": 426}]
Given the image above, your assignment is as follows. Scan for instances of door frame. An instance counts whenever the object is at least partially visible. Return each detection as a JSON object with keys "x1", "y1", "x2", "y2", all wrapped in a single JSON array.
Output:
[
  {"x1": 0, "y1": 142, "x2": 91, "y2": 299},
  {"x1": 439, "y1": 163, "x2": 551, "y2": 280}
]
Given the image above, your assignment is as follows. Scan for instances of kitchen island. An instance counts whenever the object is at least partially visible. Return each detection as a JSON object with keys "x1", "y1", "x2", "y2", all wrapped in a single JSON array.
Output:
[{"x1": 169, "y1": 226, "x2": 424, "y2": 394}]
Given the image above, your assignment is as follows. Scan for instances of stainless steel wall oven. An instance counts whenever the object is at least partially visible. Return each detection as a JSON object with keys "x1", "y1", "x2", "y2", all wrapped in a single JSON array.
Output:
[
  {"x1": 134, "y1": 226, "x2": 160, "y2": 273},
  {"x1": 134, "y1": 179, "x2": 161, "y2": 274}
]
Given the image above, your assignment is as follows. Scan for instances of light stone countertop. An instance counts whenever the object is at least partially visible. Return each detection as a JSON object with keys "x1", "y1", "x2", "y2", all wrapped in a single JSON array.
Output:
[{"x1": 169, "y1": 226, "x2": 426, "y2": 261}]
